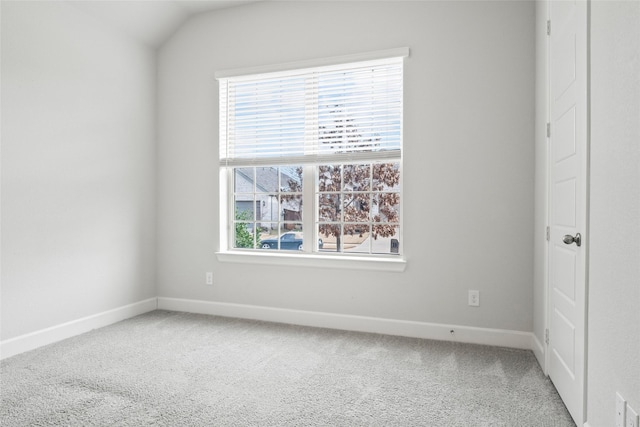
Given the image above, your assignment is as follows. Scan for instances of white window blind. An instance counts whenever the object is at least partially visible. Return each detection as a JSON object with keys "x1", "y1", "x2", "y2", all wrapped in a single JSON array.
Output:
[{"x1": 219, "y1": 53, "x2": 405, "y2": 167}]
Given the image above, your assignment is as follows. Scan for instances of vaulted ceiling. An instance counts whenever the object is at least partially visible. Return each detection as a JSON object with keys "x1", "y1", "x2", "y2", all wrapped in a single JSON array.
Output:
[{"x1": 68, "y1": 0, "x2": 264, "y2": 47}]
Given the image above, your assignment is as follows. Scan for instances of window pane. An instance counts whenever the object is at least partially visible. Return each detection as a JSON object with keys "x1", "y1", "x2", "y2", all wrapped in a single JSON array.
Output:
[
  {"x1": 234, "y1": 220, "x2": 256, "y2": 249},
  {"x1": 234, "y1": 168, "x2": 255, "y2": 193},
  {"x1": 259, "y1": 223, "x2": 278, "y2": 233},
  {"x1": 254, "y1": 166, "x2": 279, "y2": 193},
  {"x1": 234, "y1": 197, "x2": 257, "y2": 221},
  {"x1": 343, "y1": 224, "x2": 371, "y2": 254},
  {"x1": 343, "y1": 193, "x2": 370, "y2": 222},
  {"x1": 280, "y1": 166, "x2": 303, "y2": 192},
  {"x1": 259, "y1": 195, "x2": 279, "y2": 225},
  {"x1": 257, "y1": 223, "x2": 278, "y2": 246},
  {"x1": 318, "y1": 165, "x2": 341, "y2": 192},
  {"x1": 342, "y1": 164, "x2": 370, "y2": 191},
  {"x1": 317, "y1": 224, "x2": 341, "y2": 252},
  {"x1": 318, "y1": 194, "x2": 341, "y2": 222},
  {"x1": 372, "y1": 163, "x2": 401, "y2": 191},
  {"x1": 371, "y1": 225, "x2": 400, "y2": 255},
  {"x1": 282, "y1": 194, "x2": 303, "y2": 222},
  {"x1": 372, "y1": 193, "x2": 400, "y2": 223}
]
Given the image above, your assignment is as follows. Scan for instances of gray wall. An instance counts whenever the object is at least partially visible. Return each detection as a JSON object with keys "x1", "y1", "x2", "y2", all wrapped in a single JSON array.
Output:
[
  {"x1": 1, "y1": 1, "x2": 157, "y2": 340},
  {"x1": 587, "y1": 1, "x2": 640, "y2": 425},
  {"x1": 157, "y1": 1, "x2": 536, "y2": 331}
]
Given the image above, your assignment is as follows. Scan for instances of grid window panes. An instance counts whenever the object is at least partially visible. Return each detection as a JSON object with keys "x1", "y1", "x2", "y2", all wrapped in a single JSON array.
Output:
[
  {"x1": 219, "y1": 51, "x2": 405, "y2": 256},
  {"x1": 233, "y1": 166, "x2": 304, "y2": 251},
  {"x1": 316, "y1": 163, "x2": 400, "y2": 255}
]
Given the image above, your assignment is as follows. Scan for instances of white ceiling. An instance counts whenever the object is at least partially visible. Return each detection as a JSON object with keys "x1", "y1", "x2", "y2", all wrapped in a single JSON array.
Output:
[{"x1": 67, "y1": 0, "x2": 264, "y2": 48}]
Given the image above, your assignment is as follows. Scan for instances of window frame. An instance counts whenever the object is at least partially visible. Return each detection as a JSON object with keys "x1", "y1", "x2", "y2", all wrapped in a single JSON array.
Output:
[{"x1": 216, "y1": 49, "x2": 409, "y2": 271}]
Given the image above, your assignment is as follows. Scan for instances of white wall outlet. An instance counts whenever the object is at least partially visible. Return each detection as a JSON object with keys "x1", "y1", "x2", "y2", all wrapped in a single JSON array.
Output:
[
  {"x1": 206, "y1": 272, "x2": 214, "y2": 285},
  {"x1": 468, "y1": 290, "x2": 480, "y2": 307},
  {"x1": 616, "y1": 392, "x2": 627, "y2": 427},
  {"x1": 627, "y1": 404, "x2": 639, "y2": 427}
]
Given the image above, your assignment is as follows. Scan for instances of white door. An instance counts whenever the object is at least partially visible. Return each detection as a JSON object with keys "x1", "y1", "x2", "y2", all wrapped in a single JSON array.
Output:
[{"x1": 548, "y1": 0, "x2": 588, "y2": 425}]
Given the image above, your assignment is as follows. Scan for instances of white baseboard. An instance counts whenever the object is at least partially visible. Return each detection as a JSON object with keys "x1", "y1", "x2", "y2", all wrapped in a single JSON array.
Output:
[
  {"x1": 0, "y1": 298, "x2": 157, "y2": 360},
  {"x1": 157, "y1": 297, "x2": 535, "y2": 351}
]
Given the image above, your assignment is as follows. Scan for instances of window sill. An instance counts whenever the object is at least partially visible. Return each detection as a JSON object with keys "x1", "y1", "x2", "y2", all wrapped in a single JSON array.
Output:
[{"x1": 215, "y1": 251, "x2": 407, "y2": 272}]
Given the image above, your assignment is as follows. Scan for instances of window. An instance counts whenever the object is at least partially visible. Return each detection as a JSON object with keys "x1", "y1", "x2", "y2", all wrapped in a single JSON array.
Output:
[{"x1": 218, "y1": 49, "x2": 406, "y2": 258}]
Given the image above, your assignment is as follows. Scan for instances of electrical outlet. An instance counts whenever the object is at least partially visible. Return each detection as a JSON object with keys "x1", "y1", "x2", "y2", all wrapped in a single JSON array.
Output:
[
  {"x1": 206, "y1": 272, "x2": 214, "y2": 285},
  {"x1": 468, "y1": 290, "x2": 480, "y2": 307},
  {"x1": 616, "y1": 392, "x2": 627, "y2": 427},
  {"x1": 627, "y1": 404, "x2": 639, "y2": 427}
]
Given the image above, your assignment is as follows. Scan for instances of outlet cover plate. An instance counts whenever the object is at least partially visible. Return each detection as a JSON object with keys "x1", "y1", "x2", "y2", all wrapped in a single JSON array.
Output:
[{"x1": 468, "y1": 290, "x2": 480, "y2": 307}]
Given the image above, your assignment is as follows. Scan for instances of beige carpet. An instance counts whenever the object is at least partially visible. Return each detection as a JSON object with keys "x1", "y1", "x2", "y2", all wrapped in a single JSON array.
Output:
[{"x1": 1, "y1": 310, "x2": 574, "y2": 426}]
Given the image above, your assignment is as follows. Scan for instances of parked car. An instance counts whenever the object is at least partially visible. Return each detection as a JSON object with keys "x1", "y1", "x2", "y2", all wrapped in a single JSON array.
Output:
[{"x1": 259, "y1": 232, "x2": 323, "y2": 250}]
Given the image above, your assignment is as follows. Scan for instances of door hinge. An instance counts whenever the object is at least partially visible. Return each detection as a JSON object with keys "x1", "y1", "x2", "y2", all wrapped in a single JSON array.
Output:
[
  {"x1": 545, "y1": 329, "x2": 549, "y2": 345},
  {"x1": 546, "y1": 226, "x2": 550, "y2": 241},
  {"x1": 546, "y1": 122, "x2": 551, "y2": 138},
  {"x1": 546, "y1": 20, "x2": 551, "y2": 36}
]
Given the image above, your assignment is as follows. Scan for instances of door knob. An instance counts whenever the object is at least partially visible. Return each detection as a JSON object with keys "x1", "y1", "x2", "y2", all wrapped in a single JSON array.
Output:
[{"x1": 563, "y1": 233, "x2": 582, "y2": 247}]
